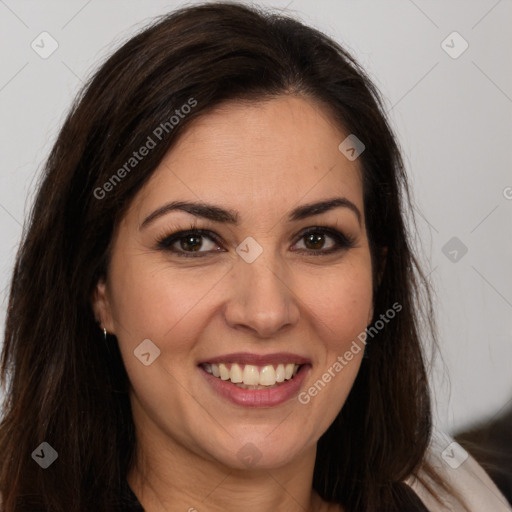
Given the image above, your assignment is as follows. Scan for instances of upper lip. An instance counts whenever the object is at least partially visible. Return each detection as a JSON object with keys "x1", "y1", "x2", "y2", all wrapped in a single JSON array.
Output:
[{"x1": 197, "y1": 352, "x2": 311, "y2": 366}]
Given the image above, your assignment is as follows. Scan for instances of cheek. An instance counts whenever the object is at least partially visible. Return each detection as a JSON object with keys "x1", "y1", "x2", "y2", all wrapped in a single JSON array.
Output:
[
  {"x1": 304, "y1": 261, "x2": 373, "y2": 347},
  {"x1": 295, "y1": 264, "x2": 372, "y2": 436},
  {"x1": 106, "y1": 256, "x2": 212, "y2": 411},
  {"x1": 108, "y1": 252, "x2": 216, "y2": 341}
]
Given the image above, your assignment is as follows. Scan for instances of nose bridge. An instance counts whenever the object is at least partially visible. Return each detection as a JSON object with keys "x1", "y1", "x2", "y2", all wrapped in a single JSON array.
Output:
[{"x1": 224, "y1": 244, "x2": 299, "y2": 337}]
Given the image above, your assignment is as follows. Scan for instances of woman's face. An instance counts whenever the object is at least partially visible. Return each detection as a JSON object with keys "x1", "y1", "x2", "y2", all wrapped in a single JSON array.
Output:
[{"x1": 94, "y1": 95, "x2": 374, "y2": 470}]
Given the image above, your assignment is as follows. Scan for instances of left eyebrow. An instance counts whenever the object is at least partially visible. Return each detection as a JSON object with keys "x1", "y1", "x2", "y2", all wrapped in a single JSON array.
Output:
[
  {"x1": 289, "y1": 197, "x2": 361, "y2": 225},
  {"x1": 139, "y1": 196, "x2": 362, "y2": 230}
]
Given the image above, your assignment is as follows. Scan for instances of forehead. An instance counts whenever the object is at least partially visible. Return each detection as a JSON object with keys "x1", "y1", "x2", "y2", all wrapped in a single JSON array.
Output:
[{"x1": 131, "y1": 95, "x2": 364, "y2": 224}]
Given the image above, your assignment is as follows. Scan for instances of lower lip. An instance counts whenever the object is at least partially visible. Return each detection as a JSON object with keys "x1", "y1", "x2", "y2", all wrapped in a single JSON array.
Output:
[{"x1": 199, "y1": 364, "x2": 310, "y2": 407}]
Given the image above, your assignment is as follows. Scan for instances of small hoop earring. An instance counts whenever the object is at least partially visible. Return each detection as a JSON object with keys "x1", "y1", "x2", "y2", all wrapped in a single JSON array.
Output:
[{"x1": 103, "y1": 327, "x2": 107, "y2": 341}]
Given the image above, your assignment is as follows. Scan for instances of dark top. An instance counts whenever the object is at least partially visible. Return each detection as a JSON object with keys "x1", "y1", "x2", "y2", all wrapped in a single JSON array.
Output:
[{"x1": 119, "y1": 479, "x2": 430, "y2": 511}]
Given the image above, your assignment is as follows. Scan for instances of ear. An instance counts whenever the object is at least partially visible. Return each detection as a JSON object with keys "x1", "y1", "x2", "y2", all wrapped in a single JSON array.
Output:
[{"x1": 91, "y1": 278, "x2": 116, "y2": 334}]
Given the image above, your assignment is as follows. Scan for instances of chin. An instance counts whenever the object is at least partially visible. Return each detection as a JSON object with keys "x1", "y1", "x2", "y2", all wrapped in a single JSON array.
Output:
[{"x1": 202, "y1": 429, "x2": 312, "y2": 471}]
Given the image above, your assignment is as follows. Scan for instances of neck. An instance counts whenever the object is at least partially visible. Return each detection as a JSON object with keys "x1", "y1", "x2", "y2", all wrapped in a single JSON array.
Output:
[{"x1": 128, "y1": 464, "x2": 323, "y2": 512}]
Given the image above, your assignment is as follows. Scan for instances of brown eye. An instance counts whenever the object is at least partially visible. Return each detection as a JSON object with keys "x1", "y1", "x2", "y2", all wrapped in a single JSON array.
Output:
[
  {"x1": 179, "y1": 234, "x2": 205, "y2": 252},
  {"x1": 293, "y1": 227, "x2": 356, "y2": 256},
  {"x1": 157, "y1": 229, "x2": 222, "y2": 257},
  {"x1": 157, "y1": 226, "x2": 355, "y2": 259},
  {"x1": 302, "y1": 232, "x2": 331, "y2": 250}
]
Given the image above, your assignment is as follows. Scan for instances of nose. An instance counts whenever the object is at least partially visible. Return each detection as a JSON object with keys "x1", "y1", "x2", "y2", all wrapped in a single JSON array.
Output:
[{"x1": 223, "y1": 252, "x2": 300, "y2": 338}]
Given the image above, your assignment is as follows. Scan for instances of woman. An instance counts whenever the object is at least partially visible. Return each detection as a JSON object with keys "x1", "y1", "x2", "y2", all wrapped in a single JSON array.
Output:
[{"x1": 0, "y1": 2, "x2": 509, "y2": 511}]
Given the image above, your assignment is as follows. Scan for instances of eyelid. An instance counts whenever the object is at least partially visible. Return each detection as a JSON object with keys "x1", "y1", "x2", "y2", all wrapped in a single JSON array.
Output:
[
  {"x1": 155, "y1": 224, "x2": 356, "y2": 257},
  {"x1": 156, "y1": 228, "x2": 223, "y2": 251},
  {"x1": 293, "y1": 226, "x2": 355, "y2": 251}
]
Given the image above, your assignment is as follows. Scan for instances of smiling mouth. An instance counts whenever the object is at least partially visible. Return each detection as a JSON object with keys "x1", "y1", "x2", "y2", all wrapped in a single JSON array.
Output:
[{"x1": 200, "y1": 362, "x2": 302, "y2": 389}]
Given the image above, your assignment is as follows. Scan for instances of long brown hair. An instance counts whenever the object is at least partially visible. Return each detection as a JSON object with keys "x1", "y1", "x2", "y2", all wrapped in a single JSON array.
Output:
[{"x1": 0, "y1": 2, "x2": 463, "y2": 510}]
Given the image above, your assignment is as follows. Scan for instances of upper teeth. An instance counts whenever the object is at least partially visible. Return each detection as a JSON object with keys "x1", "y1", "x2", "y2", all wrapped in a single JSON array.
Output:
[{"x1": 203, "y1": 363, "x2": 300, "y2": 386}]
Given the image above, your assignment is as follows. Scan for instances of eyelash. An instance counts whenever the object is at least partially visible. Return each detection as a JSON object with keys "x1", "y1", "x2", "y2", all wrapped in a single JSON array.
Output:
[{"x1": 155, "y1": 223, "x2": 356, "y2": 258}]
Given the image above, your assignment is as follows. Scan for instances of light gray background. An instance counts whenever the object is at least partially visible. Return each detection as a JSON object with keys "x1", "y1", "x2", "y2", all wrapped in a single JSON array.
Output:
[{"x1": 1, "y1": 0, "x2": 511, "y2": 435}]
